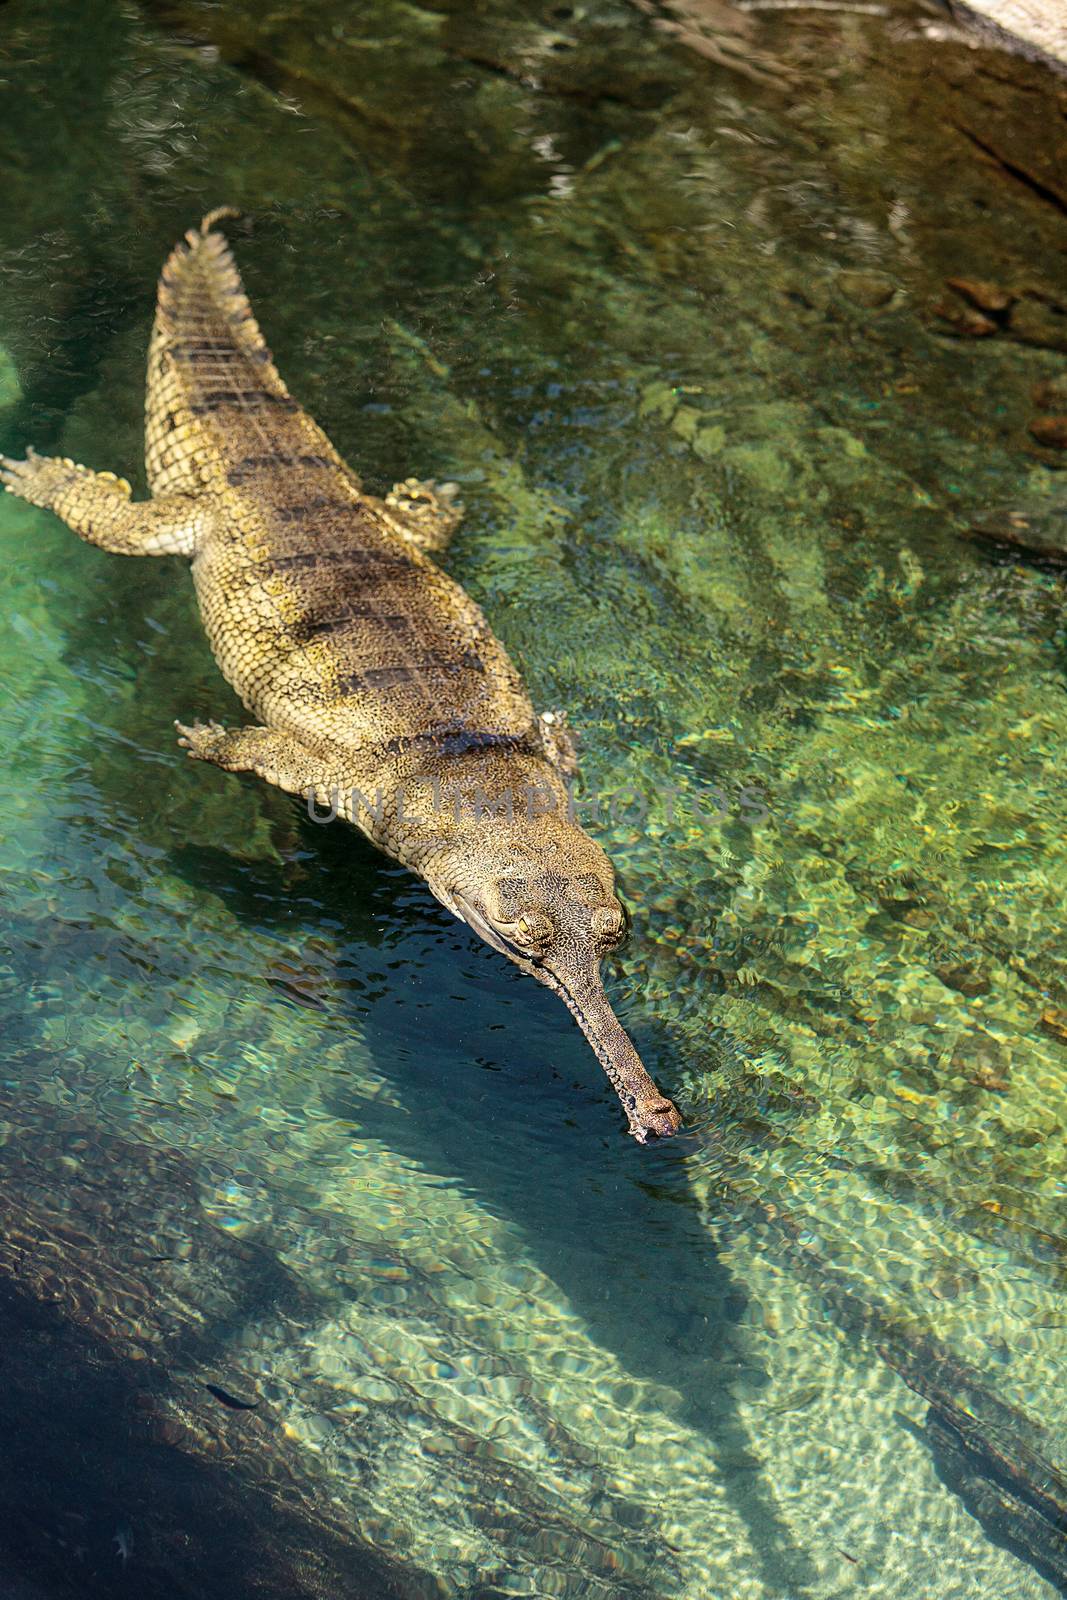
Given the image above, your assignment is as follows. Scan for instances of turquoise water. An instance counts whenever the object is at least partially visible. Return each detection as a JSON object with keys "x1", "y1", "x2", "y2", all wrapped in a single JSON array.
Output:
[{"x1": 1, "y1": 1, "x2": 1066, "y2": 1595}]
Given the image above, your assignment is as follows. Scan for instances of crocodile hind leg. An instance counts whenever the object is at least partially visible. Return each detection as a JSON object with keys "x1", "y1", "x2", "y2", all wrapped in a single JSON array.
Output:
[
  {"x1": 0, "y1": 449, "x2": 212, "y2": 556},
  {"x1": 378, "y1": 477, "x2": 463, "y2": 555},
  {"x1": 176, "y1": 720, "x2": 345, "y2": 814}
]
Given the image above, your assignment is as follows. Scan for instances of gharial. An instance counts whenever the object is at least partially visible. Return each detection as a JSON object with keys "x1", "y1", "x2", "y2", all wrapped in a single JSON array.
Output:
[{"x1": 1, "y1": 210, "x2": 683, "y2": 1144}]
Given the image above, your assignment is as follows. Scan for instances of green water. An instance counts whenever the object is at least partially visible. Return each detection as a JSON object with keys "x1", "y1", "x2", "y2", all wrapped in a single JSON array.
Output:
[{"x1": 1, "y1": 1, "x2": 1066, "y2": 1595}]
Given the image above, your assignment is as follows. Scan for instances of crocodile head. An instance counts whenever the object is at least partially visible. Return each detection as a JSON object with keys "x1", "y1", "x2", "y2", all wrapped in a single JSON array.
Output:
[{"x1": 432, "y1": 815, "x2": 684, "y2": 1143}]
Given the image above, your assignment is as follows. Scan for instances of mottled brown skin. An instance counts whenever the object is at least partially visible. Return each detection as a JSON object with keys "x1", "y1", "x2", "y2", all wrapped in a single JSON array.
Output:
[{"x1": 1, "y1": 211, "x2": 682, "y2": 1143}]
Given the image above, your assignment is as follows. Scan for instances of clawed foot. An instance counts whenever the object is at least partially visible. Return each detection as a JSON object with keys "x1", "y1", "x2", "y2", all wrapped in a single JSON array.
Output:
[
  {"x1": 0, "y1": 446, "x2": 131, "y2": 510},
  {"x1": 386, "y1": 476, "x2": 463, "y2": 521},
  {"x1": 383, "y1": 476, "x2": 464, "y2": 553},
  {"x1": 175, "y1": 718, "x2": 229, "y2": 760}
]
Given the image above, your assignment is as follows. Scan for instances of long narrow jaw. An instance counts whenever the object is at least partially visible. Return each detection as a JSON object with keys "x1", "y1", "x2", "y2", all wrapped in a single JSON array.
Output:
[
  {"x1": 548, "y1": 966, "x2": 684, "y2": 1143},
  {"x1": 449, "y1": 888, "x2": 682, "y2": 1142}
]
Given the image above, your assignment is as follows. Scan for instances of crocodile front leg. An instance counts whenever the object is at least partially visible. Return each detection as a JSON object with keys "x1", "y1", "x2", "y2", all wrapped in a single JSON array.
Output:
[
  {"x1": 0, "y1": 450, "x2": 212, "y2": 556},
  {"x1": 175, "y1": 720, "x2": 339, "y2": 802}
]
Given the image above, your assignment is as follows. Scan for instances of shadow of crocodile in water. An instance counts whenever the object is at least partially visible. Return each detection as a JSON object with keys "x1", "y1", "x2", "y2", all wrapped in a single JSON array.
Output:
[{"x1": 167, "y1": 807, "x2": 820, "y2": 1597}]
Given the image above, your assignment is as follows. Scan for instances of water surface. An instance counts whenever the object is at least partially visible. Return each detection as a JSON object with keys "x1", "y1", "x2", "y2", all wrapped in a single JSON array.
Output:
[{"x1": 1, "y1": 2, "x2": 1065, "y2": 1595}]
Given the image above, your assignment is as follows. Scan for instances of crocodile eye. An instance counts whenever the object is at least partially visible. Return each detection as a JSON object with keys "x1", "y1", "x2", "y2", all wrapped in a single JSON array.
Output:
[{"x1": 515, "y1": 910, "x2": 553, "y2": 950}]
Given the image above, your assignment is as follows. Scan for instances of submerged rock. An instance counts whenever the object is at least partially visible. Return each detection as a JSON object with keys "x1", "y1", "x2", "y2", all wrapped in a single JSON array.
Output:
[
  {"x1": 1032, "y1": 375, "x2": 1067, "y2": 409},
  {"x1": 933, "y1": 298, "x2": 998, "y2": 337},
  {"x1": 837, "y1": 270, "x2": 896, "y2": 310},
  {"x1": 1028, "y1": 415, "x2": 1067, "y2": 449},
  {"x1": 963, "y1": 503, "x2": 1067, "y2": 566},
  {"x1": 935, "y1": 963, "x2": 991, "y2": 998},
  {"x1": 1008, "y1": 298, "x2": 1067, "y2": 355},
  {"x1": 946, "y1": 0, "x2": 1067, "y2": 72},
  {"x1": 1040, "y1": 1006, "x2": 1067, "y2": 1043},
  {"x1": 0, "y1": 1128, "x2": 419, "y2": 1600},
  {"x1": 945, "y1": 276, "x2": 1014, "y2": 315}
]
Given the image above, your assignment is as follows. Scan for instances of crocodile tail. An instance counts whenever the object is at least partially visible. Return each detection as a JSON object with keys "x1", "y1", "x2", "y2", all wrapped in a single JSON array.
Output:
[
  {"x1": 154, "y1": 207, "x2": 281, "y2": 378},
  {"x1": 199, "y1": 205, "x2": 242, "y2": 235},
  {"x1": 145, "y1": 211, "x2": 357, "y2": 499}
]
